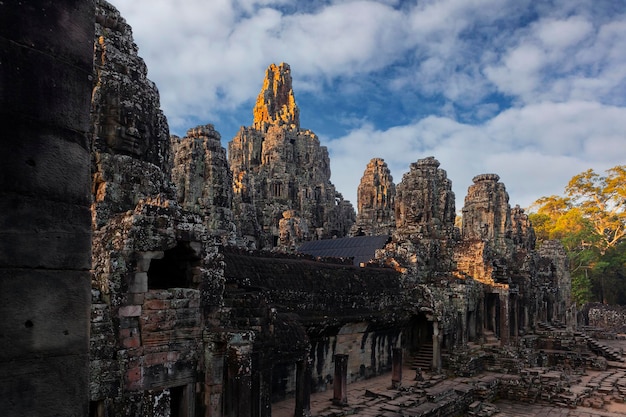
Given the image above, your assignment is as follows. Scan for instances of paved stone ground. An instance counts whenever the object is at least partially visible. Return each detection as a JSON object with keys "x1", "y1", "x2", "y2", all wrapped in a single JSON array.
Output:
[{"x1": 272, "y1": 364, "x2": 626, "y2": 417}]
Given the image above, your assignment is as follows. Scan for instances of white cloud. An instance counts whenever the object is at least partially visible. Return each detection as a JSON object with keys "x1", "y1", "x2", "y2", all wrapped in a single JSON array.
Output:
[
  {"x1": 109, "y1": 0, "x2": 626, "y2": 213},
  {"x1": 328, "y1": 101, "x2": 626, "y2": 210},
  {"x1": 535, "y1": 16, "x2": 593, "y2": 50},
  {"x1": 485, "y1": 13, "x2": 626, "y2": 105}
]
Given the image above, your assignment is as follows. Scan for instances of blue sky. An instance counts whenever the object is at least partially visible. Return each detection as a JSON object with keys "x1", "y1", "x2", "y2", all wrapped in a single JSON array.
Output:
[{"x1": 112, "y1": 0, "x2": 626, "y2": 211}]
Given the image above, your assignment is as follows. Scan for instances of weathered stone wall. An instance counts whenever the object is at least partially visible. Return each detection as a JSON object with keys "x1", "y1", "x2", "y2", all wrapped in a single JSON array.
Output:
[
  {"x1": 222, "y1": 249, "x2": 408, "y2": 398},
  {"x1": 585, "y1": 303, "x2": 626, "y2": 334},
  {"x1": 89, "y1": 199, "x2": 224, "y2": 415},
  {"x1": 310, "y1": 326, "x2": 402, "y2": 393},
  {"x1": 0, "y1": 1, "x2": 94, "y2": 416}
]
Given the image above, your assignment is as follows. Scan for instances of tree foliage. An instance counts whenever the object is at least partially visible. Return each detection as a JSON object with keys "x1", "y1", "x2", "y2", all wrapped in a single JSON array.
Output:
[{"x1": 529, "y1": 165, "x2": 626, "y2": 306}]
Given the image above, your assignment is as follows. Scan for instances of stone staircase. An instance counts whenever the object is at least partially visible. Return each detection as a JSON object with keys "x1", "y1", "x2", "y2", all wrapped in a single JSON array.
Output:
[
  {"x1": 578, "y1": 331, "x2": 624, "y2": 363},
  {"x1": 408, "y1": 341, "x2": 433, "y2": 370},
  {"x1": 482, "y1": 330, "x2": 499, "y2": 346},
  {"x1": 537, "y1": 322, "x2": 624, "y2": 363}
]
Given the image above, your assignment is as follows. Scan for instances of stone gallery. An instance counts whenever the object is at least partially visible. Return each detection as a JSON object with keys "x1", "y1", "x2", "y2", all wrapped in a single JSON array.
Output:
[{"x1": 1, "y1": 2, "x2": 625, "y2": 417}]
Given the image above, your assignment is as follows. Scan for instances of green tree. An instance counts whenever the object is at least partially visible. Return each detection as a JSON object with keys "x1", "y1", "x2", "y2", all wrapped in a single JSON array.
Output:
[
  {"x1": 566, "y1": 166, "x2": 626, "y2": 254},
  {"x1": 530, "y1": 165, "x2": 626, "y2": 305}
]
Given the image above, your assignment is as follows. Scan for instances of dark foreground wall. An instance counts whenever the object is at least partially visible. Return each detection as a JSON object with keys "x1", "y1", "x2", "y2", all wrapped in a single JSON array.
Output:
[{"x1": 0, "y1": 1, "x2": 94, "y2": 416}]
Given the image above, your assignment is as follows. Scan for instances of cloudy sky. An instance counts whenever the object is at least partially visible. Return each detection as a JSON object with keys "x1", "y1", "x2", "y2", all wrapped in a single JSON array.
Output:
[{"x1": 112, "y1": 0, "x2": 626, "y2": 211}]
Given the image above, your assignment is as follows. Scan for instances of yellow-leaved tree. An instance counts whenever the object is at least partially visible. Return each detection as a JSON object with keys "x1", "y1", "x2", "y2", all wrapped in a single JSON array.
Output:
[{"x1": 530, "y1": 165, "x2": 626, "y2": 305}]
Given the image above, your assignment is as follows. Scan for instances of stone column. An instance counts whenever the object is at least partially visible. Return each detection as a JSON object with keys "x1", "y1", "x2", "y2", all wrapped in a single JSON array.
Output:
[
  {"x1": 432, "y1": 321, "x2": 442, "y2": 372},
  {"x1": 391, "y1": 348, "x2": 403, "y2": 388},
  {"x1": 204, "y1": 339, "x2": 226, "y2": 417},
  {"x1": 512, "y1": 297, "x2": 519, "y2": 339},
  {"x1": 491, "y1": 300, "x2": 497, "y2": 335},
  {"x1": 222, "y1": 334, "x2": 254, "y2": 417},
  {"x1": 0, "y1": 2, "x2": 94, "y2": 416},
  {"x1": 294, "y1": 359, "x2": 311, "y2": 417},
  {"x1": 523, "y1": 305, "x2": 530, "y2": 333},
  {"x1": 499, "y1": 292, "x2": 510, "y2": 346},
  {"x1": 332, "y1": 354, "x2": 349, "y2": 406},
  {"x1": 468, "y1": 309, "x2": 477, "y2": 340}
]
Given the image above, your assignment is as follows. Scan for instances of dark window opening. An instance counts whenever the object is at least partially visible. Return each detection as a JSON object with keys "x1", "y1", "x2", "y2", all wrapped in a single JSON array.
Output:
[
  {"x1": 170, "y1": 385, "x2": 186, "y2": 417},
  {"x1": 148, "y1": 242, "x2": 201, "y2": 290},
  {"x1": 89, "y1": 401, "x2": 105, "y2": 417}
]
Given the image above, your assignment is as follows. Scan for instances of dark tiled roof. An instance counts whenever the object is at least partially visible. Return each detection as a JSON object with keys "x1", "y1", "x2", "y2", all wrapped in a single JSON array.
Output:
[{"x1": 298, "y1": 235, "x2": 390, "y2": 265}]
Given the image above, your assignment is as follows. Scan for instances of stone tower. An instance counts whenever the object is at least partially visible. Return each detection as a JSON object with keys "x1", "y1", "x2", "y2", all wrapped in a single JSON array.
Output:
[
  {"x1": 91, "y1": 0, "x2": 174, "y2": 228},
  {"x1": 253, "y1": 63, "x2": 300, "y2": 132},
  {"x1": 394, "y1": 157, "x2": 456, "y2": 235},
  {"x1": 461, "y1": 174, "x2": 511, "y2": 251},
  {"x1": 171, "y1": 124, "x2": 236, "y2": 244},
  {"x1": 380, "y1": 157, "x2": 456, "y2": 277},
  {"x1": 455, "y1": 174, "x2": 513, "y2": 284},
  {"x1": 352, "y1": 158, "x2": 396, "y2": 236},
  {"x1": 228, "y1": 63, "x2": 355, "y2": 249}
]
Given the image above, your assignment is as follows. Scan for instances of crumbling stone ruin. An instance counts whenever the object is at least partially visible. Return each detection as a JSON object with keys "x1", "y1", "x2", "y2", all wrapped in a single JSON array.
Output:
[{"x1": 3, "y1": 2, "x2": 625, "y2": 417}]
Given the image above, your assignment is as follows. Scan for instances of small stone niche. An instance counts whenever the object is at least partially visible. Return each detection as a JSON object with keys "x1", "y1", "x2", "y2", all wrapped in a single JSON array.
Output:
[{"x1": 148, "y1": 242, "x2": 201, "y2": 290}]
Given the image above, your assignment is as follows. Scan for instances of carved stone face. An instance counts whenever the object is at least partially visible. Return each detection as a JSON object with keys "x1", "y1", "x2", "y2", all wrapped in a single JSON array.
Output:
[{"x1": 100, "y1": 95, "x2": 147, "y2": 157}]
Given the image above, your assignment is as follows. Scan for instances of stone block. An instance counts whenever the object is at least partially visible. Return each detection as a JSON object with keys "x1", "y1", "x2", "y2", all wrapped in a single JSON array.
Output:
[
  {"x1": 0, "y1": 269, "x2": 90, "y2": 361},
  {"x1": 119, "y1": 305, "x2": 142, "y2": 317},
  {"x1": 136, "y1": 251, "x2": 164, "y2": 272},
  {"x1": 121, "y1": 334, "x2": 141, "y2": 349},
  {"x1": 0, "y1": 195, "x2": 91, "y2": 270},
  {"x1": 0, "y1": 1, "x2": 95, "y2": 71},
  {"x1": 0, "y1": 353, "x2": 90, "y2": 417},
  {"x1": 125, "y1": 366, "x2": 142, "y2": 384},
  {"x1": 130, "y1": 272, "x2": 148, "y2": 293},
  {"x1": 144, "y1": 299, "x2": 171, "y2": 310}
]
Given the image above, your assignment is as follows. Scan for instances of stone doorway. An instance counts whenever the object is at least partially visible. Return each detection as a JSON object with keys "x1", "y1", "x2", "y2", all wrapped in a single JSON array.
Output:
[
  {"x1": 485, "y1": 293, "x2": 501, "y2": 338},
  {"x1": 404, "y1": 314, "x2": 434, "y2": 370}
]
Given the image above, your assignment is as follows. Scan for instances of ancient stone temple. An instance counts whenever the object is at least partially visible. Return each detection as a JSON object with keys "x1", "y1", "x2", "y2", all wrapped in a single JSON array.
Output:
[
  {"x1": 351, "y1": 158, "x2": 396, "y2": 237},
  {"x1": 7, "y1": 2, "x2": 623, "y2": 417},
  {"x1": 453, "y1": 173, "x2": 573, "y2": 345},
  {"x1": 228, "y1": 63, "x2": 356, "y2": 250}
]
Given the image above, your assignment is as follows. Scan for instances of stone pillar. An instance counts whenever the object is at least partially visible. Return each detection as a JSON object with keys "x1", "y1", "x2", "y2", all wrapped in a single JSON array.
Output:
[
  {"x1": 251, "y1": 351, "x2": 272, "y2": 417},
  {"x1": 512, "y1": 297, "x2": 519, "y2": 339},
  {"x1": 332, "y1": 354, "x2": 348, "y2": 406},
  {"x1": 432, "y1": 321, "x2": 442, "y2": 372},
  {"x1": 204, "y1": 340, "x2": 226, "y2": 417},
  {"x1": 0, "y1": 2, "x2": 94, "y2": 416},
  {"x1": 524, "y1": 305, "x2": 530, "y2": 333},
  {"x1": 491, "y1": 300, "x2": 497, "y2": 335},
  {"x1": 294, "y1": 359, "x2": 311, "y2": 417},
  {"x1": 468, "y1": 309, "x2": 477, "y2": 340},
  {"x1": 391, "y1": 348, "x2": 403, "y2": 388},
  {"x1": 220, "y1": 333, "x2": 254, "y2": 417},
  {"x1": 499, "y1": 292, "x2": 510, "y2": 346},
  {"x1": 478, "y1": 297, "x2": 485, "y2": 337}
]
